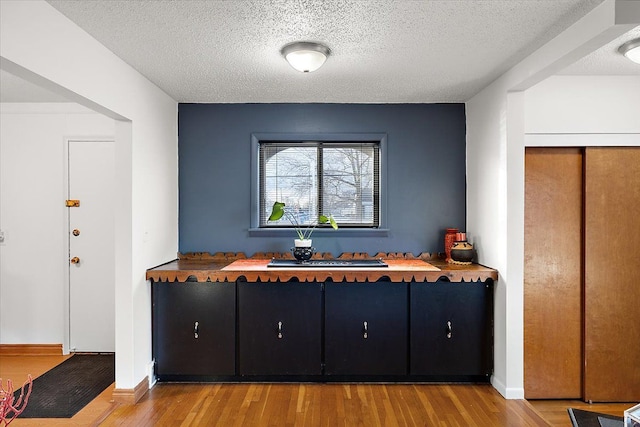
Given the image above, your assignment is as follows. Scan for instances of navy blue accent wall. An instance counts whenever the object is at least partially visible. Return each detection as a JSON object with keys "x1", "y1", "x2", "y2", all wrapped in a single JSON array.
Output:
[{"x1": 179, "y1": 104, "x2": 466, "y2": 256}]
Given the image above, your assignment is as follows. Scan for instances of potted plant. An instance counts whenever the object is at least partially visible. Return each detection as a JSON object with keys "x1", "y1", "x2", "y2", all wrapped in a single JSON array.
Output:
[{"x1": 268, "y1": 201, "x2": 338, "y2": 260}]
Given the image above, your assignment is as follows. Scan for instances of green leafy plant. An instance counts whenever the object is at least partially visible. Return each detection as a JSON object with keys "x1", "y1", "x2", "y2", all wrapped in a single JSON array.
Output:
[{"x1": 268, "y1": 201, "x2": 338, "y2": 241}]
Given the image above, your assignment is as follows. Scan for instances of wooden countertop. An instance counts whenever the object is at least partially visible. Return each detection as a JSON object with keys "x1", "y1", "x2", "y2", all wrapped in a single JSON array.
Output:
[{"x1": 146, "y1": 252, "x2": 498, "y2": 283}]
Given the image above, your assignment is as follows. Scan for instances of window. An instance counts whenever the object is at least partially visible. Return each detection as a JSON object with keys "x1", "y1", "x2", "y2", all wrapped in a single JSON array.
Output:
[{"x1": 258, "y1": 141, "x2": 380, "y2": 228}]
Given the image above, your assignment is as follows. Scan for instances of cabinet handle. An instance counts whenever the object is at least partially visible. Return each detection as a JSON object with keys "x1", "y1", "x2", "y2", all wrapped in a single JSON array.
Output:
[
  {"x1": 363, "y1": 321, "x2": 368, "y2": 339},
  {"x1": 194, "y1": 321, "x2": 199, "y2": 339},
  {"x1": 277, "y1": 321, "x2": 283, "y2": 339},
  {"x1": 446, "y1": 320, "x2": 452, "y2": 339}
]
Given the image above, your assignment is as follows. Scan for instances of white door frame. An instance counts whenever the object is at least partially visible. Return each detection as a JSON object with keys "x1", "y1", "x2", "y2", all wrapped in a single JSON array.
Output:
[{"x1": 62, "y1": 136, "x2": 115, "y2": 354}]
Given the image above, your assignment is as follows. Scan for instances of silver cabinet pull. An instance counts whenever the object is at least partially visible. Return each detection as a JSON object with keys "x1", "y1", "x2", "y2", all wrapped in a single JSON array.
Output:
[
  {"x1": 446, "y1": 321, "x2": 452, "y2": 339},
  {"x1": 277, "y1": 321, "x2": 283, "y2": 339},
  {"x1": 363, "y1": 321, "x2": 368, "y2": 339},
  {"x1": 194, "y1": 321, "x2": 199, "y2": 339}
]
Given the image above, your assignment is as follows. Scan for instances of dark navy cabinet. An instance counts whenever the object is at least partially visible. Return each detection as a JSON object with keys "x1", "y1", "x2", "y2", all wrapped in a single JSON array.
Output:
[
  {"x1": 153, "y1": 282, "x2": 236, "y2": 379},
  {"x1": 324, "y1": 282, "x2": 408, "y2": 376},
  {"x1": 238, "y1": 281, "x2": 322, "y2": 376},
  {"x1": 410, "y1": 280, "x2": 492, "y2": 379},
  {"x1": 152, "y1": 279, "x2": 492, "y2": 382}
]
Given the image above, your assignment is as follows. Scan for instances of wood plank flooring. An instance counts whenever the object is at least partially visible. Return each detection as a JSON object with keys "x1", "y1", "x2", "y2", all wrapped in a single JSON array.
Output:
[
  {"x1": 0, "y1": 355, "x2": 631, "y2": 426},
  {"x1": 99, "y1": 383, "x2": 551, "y2": 427}
]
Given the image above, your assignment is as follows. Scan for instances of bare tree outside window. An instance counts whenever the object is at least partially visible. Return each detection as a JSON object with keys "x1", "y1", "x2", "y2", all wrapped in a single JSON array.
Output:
[
  {"x1": 260, "y1": 142, "x2": 379, "y2": 228},
  {"x1": 323, "y1": 147, "x2": 375, "y2": 224},
  {"x1": 262, "y1": 145, "x2": 317, "y2": 226}
]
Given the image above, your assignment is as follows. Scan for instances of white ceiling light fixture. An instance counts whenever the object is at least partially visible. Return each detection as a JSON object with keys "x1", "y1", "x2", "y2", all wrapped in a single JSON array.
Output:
[
  {"x1": 618, "y1": 38, "x2": 640, "y2": 64},
  {"x1": 281, "y1": 41, "x2": 331, "y2": 73}
]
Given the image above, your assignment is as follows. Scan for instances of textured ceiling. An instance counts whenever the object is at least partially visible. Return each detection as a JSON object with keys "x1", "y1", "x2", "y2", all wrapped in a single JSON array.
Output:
[
  {"x1": 558, "y1": 25, "x2": 640, "y2": 75},
  {"x1": 4, "y1": 1, "x2": 638, "y2": 104},
  {"x1": 42, "y1": 0, "x2": 615, "y2": 103}
]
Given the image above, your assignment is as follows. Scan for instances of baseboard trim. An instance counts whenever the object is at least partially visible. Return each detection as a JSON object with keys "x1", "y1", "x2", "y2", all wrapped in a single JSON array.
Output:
[
  {"x1": 0, "y1": 344, "x2": 63, "y2": 356},
  {"x1": 491, "y1": 375, "x2": 525, "y2": 399},
  {"x1": 112, "y1": 376, "x2": 149, "y2": 405}
]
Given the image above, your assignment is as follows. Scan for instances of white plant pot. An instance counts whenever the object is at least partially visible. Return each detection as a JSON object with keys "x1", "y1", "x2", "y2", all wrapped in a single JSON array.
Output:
[{"x1": 294, "y1": 239, "x2": 312, "y2": 247}]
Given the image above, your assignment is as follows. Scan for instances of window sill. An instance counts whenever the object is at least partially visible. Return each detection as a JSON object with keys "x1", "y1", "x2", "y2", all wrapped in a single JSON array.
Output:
[{"x1": 248, "y1": 228, "x2": 389, "y2": 238}]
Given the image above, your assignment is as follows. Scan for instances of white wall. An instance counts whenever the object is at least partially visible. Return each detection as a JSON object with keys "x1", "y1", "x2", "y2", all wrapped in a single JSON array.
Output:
[
  {"x1": 0, "y1": 103, "x2": 114, "y2": 344},
  {"x1": 467, "y1": 79, "x2": 526, "y2": 399},
  {"x1": 0, "y1": 0, "x2": 178, "y2": 391},
  {"x1": 466, "y1": 1, "x2": 637, "y2": 399},
  {"x1": 525, "y1": 75, "x2": 640, "y2": 146}
]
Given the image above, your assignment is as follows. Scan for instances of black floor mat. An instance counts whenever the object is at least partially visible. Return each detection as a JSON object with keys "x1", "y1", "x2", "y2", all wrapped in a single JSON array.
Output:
[
  {"x1": 13, "y1": 353, "x2": 115, "y2": 418},
  {"x1": 568, "y1": 408, "x2": 624, "y2": 427}
]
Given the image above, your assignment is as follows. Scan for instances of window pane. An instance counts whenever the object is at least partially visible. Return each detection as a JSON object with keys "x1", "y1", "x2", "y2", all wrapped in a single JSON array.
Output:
[
  {"x1": 262, "y1": 145, "x2": 317, "y2": 226},
  {"x1": 259, "y1": 140, "x2": 380, "y2": 228},
  {"x1": 322, "y1": 145, "x2": 375, "y2": 225}
]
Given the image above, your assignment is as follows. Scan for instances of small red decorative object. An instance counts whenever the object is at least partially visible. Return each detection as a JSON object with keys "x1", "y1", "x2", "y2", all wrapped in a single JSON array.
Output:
[
  {"x1": 0, "y1": 375, "x2": 33, "y2": 426},
  {"x1": 444, "y1": 228, "x2": 459, "y2": 262}
]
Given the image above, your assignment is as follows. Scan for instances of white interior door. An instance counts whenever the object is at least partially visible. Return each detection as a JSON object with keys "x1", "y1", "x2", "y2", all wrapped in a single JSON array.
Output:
[{"x1": 68, "y1": 140, "x2": 115, "y2": 352}]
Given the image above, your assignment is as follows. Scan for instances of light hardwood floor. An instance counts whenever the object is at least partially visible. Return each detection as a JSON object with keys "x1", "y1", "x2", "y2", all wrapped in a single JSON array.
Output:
[{"x1": 0, "y1": 355, "x2": 632, "y2": 426}]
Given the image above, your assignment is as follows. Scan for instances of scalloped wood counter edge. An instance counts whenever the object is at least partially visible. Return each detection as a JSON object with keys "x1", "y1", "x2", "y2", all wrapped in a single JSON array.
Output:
[
  {"x1": 146, "y1": 252, "x2": 498, "y2": 283},
  {"x1": 150, "y1": 253, "x2": 496, "y2": 383}
]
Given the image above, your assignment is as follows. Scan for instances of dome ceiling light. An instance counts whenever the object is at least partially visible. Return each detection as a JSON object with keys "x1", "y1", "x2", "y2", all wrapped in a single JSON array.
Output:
[
  {"x1": 281, "y1": 41, "x2": 331, "y2": 73},
  {"x1": 618, "y1": 38, "x2": 640, "y2": 64}
]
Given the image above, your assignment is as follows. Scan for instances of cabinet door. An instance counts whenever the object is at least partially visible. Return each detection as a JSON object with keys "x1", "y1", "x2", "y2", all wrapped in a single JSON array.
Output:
[
  {"x1": 410, "y1": 280, "x2": 492, "y2": 377},
  {"x1": 238, "y1": 281, "x2": 322, "y2": 376},
  {"x1": 324, "y1": 282, "x2": 407, "y2": 376},
  {"x1": 153, "y1": 282, "x2": 236, "y2": 377}
]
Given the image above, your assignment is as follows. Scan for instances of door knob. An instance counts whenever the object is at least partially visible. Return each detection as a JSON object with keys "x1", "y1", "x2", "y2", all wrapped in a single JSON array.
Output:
[
  {"x1": 72, "y1": 229, "x2": 80, "y2": 236},
  {"x1": 70, "y1": 257, "x2": 80, "y2": 264}
]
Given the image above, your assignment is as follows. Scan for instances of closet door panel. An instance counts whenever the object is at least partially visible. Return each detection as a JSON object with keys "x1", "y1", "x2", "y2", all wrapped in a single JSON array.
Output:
[
  {"x1": 524, "y1": 147, "x2": 583, "y2": 398},
  {"x1": 584, "y1": 147, "x2": 640, "y2": 402}
]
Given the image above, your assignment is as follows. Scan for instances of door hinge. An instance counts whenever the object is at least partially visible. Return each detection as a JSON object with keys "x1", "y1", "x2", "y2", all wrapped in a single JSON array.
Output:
[{"x1": 65, "y1": 199, "x2": 80, "y2": 207}]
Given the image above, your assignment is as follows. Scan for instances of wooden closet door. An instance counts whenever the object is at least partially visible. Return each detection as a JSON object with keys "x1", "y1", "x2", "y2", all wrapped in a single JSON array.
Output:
[
  {"x1": 584, "y1": 147, "x2": 640, "y2": 402},
  {"x1": 524, "y1": 147, "x2": 583, "y2": 399}
]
